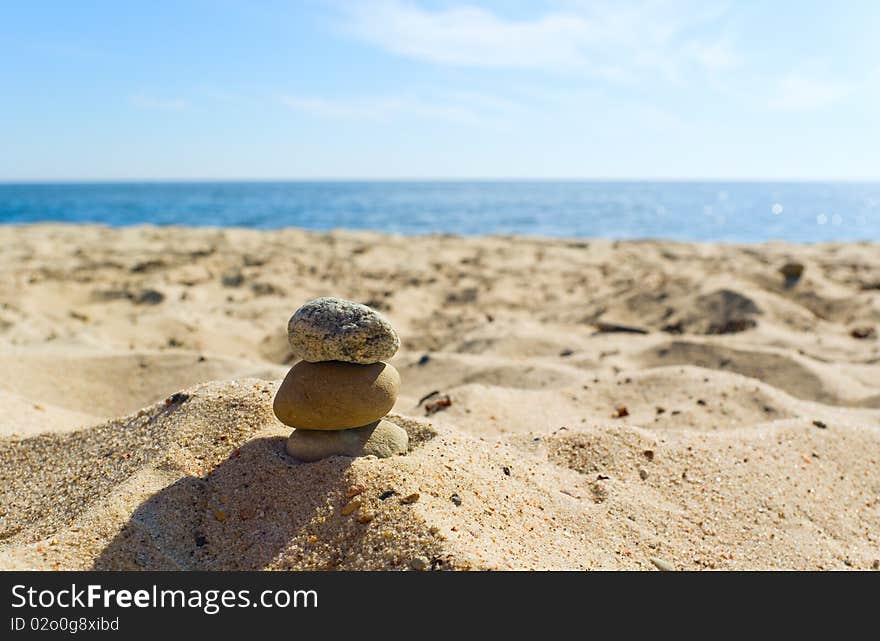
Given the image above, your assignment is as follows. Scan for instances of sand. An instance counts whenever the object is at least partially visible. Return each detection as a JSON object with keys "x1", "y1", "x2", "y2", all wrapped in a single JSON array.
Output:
[{"x1": 0, "y1": 223, "x2": 878, "y2": 570}]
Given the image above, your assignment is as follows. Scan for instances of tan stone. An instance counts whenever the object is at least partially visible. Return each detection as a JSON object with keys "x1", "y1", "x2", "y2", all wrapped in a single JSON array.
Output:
[
  {"x1": 285, "y1": 420, "x2": 409, "y2": 462},
  {"x1": 273, "y1": 361, "x2": 399, "y2": 429}
]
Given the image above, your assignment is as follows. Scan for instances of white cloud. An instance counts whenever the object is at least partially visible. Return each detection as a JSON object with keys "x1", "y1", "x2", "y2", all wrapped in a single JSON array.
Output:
[
  {"x1": 281, "y1": 93, "x2": 496, "y2": 126},
  {"x1": 130, "y1": 93, "x2": 189, "y2": 112},
  {"x1": 343, "y1": 1, "x2": 739, "y2": 81},
  {"x1": 281, "y1": 96, "x2": 365, "y2": 119},
  {"x1": 685, "y1": 39, "x2": 741, "y2": 73},
  {"x1": 348, "y1": 3, "x2": 597, "y2": 70},
  {"x1": 768, "y1": 74, "x2": 850, "y2": 111}
]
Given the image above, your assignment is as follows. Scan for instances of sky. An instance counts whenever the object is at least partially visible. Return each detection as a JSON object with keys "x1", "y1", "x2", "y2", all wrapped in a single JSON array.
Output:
[{"x1": 2, "y1": 0, "x2": 880, "y2": 181}]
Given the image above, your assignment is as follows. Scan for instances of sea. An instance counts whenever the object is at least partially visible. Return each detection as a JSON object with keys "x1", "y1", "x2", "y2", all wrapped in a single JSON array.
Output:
[{"x1": 1, "y1": 181, "x2": 878, "y2": 243}]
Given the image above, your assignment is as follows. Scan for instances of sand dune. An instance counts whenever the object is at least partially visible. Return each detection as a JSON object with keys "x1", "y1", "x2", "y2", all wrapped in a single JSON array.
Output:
[
  {"x1": 0, "y1": 348, "x2": 285, "y2": 419},
  {"x1": 1, "y1": 224, "x2": 878, "y2": 570}
]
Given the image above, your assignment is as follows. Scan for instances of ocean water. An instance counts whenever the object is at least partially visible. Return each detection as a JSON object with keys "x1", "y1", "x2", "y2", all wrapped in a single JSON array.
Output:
[{"x1": 0, "y1": 181, "x2": 878, "y2": 242}]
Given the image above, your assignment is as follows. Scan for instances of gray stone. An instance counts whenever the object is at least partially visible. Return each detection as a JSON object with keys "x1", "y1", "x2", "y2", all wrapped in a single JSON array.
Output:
[
  {"x1": 779, "y1": 262, "x2": 804, "y2": 280},
  {"x1": 780, "y1": 262, "x2": 804, "y2": 289},
  {"x1": 134, "y1": 289, "x2": 165, "y2": 305},
  {"x1": 221, "y1": 269, "x2": 244, "y2": 287},
  {"x1": 285, "y1": 419, "x2": 409, "y2": 462},
  {"x1": 287, "y1": 297, "x2": 399, "y2": 364}
]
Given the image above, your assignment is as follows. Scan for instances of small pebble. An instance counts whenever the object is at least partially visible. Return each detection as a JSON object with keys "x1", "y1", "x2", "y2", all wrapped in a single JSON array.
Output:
[
  {"x1": 340, "y1": 499, "x2": 361, "y2": 516},
  {"x1": 400, "y1": 493, "x2": 420, "y2": 505},
  {"x1": 221, "y1": 269, "x2": 244, "y2": 287},
  {"x1": 424, "y1": 394, "x2": 452, "y2": 416},
  {"x1": 650, "y1": 556, "x2": 675, "y2": 571},
  {"x1": 410, "y1": 556, "x2": 429, "y2": 571},
  {"x1": 135, "y1": 289, "x2": 165, "y2": 305},
  {"x1": 346, "y1": 484, "x2": 366, "y2": 498},
  {"x1": 639, "y1": 468, "x2": 649, "y2": 480},
  {"x1": 779, "y1": 262, "x2": 804, "y2": 283},
  {"x1": 850, "y1": 326, "x2": 876, "y2": 340}
]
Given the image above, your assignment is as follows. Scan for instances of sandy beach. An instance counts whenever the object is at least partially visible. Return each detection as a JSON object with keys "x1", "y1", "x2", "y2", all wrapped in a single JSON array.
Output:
[{"x1": 0, "y1": 223, "x2": 878, "y2": 570}]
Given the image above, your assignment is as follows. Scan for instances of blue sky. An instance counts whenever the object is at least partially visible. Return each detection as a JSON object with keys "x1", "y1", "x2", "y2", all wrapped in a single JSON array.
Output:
[{"x1": 2, "y1": 0, "x2": 879, "y2": 180}]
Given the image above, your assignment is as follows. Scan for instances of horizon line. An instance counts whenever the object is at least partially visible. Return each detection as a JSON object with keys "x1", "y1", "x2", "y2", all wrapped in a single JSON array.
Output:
[{"x1": 2, "y1": 177, "x2": 880, "y2": 185}]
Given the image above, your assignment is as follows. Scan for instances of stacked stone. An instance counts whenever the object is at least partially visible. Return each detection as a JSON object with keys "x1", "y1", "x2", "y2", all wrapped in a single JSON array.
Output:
[{"x1": 274, "y1": 297, "x2": 408, "y2": 462}]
